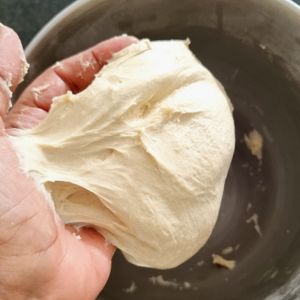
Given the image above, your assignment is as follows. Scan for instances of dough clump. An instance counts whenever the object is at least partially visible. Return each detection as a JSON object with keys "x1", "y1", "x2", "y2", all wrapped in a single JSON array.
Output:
[
  {"x1": 212, "y1": 254, "x2": 236, "y2": 270},
  {"x1": 10, "y1": 39, "x2": 235, "y2": 269}
]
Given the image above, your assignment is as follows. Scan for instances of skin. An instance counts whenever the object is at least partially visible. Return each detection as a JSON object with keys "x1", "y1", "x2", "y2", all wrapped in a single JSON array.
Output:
[{"x1": 0, "y1": 24, "x2": 138, "y2": 300}]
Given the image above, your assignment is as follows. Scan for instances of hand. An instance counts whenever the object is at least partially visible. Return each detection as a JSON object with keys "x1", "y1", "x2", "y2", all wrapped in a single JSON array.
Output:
[{"x1": 0, "y1": 24, "x2": 138, "y2": 300}]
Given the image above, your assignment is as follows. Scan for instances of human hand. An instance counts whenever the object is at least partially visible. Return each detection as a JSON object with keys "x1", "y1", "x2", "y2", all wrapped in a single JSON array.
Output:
[{"x1": 0, "y1": 24, "x2": 138, "y2": 300}]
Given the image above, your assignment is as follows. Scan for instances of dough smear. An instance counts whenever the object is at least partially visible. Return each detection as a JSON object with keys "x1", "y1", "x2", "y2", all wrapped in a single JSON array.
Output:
[
  {"x1": 212, "y1": 254, "x2": 236, "y2": 270},
  {"x1": 244, "y1": 129, "x2": 263, "y2": 160},
  {"x1": 9, "y1": 39, "x2": 235, "y2": 269}
]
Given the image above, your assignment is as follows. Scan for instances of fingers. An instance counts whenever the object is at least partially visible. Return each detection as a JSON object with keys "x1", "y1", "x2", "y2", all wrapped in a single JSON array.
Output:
[
  {"x1": 5, "y1": 106, "x2": 48, "y2": 130},
  {"x1": 48, "y1": 225, "x2": 115, "y2": 300},
  {"x1": 54, "y1": 36, "x2": 138, "y2": 94},
  {"x1": 5, "y1": 36, "x2": 138, "y2": 130},
  {"x1": 0, "y1": 24, "x2": 28, "y2": 119},
  {"x1": 5, "y1": 69, "x2": 70, "y2": 130},
  {"x1": 65, "y1": 225, "x2": 115, "y2": 260}
]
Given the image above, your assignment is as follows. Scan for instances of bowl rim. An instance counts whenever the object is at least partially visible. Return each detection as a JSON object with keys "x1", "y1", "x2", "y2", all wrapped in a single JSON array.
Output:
[
  {"x1": 25, "y1": 0, "x2": 96, "y2": 55},
  {"x1": 25, "y1": 0, "x2": 300, "y2": 56}
]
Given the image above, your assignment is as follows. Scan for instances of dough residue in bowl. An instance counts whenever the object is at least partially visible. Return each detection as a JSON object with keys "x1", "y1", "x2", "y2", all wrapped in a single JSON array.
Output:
[
  {"x1": 244, "y1": 129, "x2": 263, "y2": 160},
  {"x1": 212, "y1": 254, "x2": 236, "y2": 270}
]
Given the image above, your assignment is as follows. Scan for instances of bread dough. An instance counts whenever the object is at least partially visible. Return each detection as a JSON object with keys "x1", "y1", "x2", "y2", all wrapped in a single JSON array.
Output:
[
  {"x1": 212, "y1": 254, "x2": 236, "y2": 270},
  {"x1": 148, "y1": 275, "x2": 192, "y2": 290},
  {"x1": 9, "y1": 39, "x2": 235, "y2": 269},
  {"x1": 246, "y1": 213, "x2": 263, "y2": 237},
  {"x1": 196, "y1": 260, "x2": 205, "y2": 267},
  {"x1": 124, "y1": 282, "x2": 137, "y2": 294},
  {"x1": 244, "y1": 129, "x2": 263, "y2": 160},
  {"x1": 149, "y1": 275, "x2": 178, "y2": 288},
  {"x1": 221, "y1": 246, "x2": 233, "y2": 255}
]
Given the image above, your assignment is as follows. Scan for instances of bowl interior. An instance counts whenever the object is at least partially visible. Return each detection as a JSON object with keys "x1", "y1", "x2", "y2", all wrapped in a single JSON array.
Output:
[{"x1": 18, "y1": 0, "x2": 300, "y2": 299}]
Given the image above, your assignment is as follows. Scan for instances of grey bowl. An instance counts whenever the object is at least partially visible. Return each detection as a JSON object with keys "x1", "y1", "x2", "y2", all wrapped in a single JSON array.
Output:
[{"x1": 16, "y1": 0, "x2": 300, "y2": 299}]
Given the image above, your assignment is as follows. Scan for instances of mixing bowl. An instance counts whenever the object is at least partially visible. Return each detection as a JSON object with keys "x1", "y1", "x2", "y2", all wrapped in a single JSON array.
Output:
[{"x1": 15, "y1": 0, "x2": 300, "y2": 299}]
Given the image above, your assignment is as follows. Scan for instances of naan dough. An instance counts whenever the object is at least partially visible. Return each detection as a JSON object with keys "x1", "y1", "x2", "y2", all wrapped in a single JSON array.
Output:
[
  {"x1": 212, "y1": 254, "x2": 236, "y2": 270},
  {"x1": 10, "y1": 39, "x2": 235, "y2": 269},
  {"x1": 244, "y1": 129, "x2": 263, "y2": 160}
]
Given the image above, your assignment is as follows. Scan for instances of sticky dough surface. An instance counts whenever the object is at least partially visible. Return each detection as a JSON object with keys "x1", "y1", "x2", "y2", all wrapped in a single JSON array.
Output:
[{"x1": 10, "y1": 39, "x2": 235, "y2": 269}]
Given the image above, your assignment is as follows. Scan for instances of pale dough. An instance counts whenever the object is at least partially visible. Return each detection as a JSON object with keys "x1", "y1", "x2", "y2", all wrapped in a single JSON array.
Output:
[
  {"x1": 246, "y1": 213, "x2": 263, "y2": 237},
  {"x1": 124, "y1": 282, "x2": 137, "y2": 294},
  {"x1": 148, "y1": 275, "x2": 192, "y2": 290},
  {"x1": 212, "y1": 254, "x2": 236, "y2": 270},
  {"x1": 9, "y1": 39, "x2": 235, "y2": 269},
  {"x1": 221, "y1": 246, "x2": 233, "y2": 255},
  {"x1": 244, "y1": 129, "x2": 263, "y2": 160}
]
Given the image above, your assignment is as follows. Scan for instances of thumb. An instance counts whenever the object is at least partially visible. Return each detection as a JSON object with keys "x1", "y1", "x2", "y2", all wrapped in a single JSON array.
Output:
[
  {"x1": 0, "y1": 24, "x2": 29, "y2": 189},
  {"x1": 0, "y1": 24, "x2": 28, "y2": 123},
  {"x1": 0, "y1": 24, "x2": 32, "y2": 221}
]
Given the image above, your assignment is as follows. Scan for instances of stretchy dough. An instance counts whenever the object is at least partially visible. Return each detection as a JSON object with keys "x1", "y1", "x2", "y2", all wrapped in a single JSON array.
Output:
[{"x1": 10, "y1": 39, "x2": 235, "y2": 269}]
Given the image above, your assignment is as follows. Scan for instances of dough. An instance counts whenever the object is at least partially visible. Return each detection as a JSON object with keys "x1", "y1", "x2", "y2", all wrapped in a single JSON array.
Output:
[
  {"x1": 9, "y1": 39, "x2": 235, "y2": 269},
  {"x1": 244, "y1": 129, "x2": 263, "y2": 160},
  {"x1": 221, "y1": 246, "x2": 233, "y2": 255},
  {"x1": 246, "y1": 213, "x2": 263, "y2": 237},
  {"x1": 212, "y1": 254, "x2": 236, "y2": 270},
  {"x1": 149, "y1": 275, "x2": 178, "y2": 288},
  {"x1": 124, "y1": 282, "x2": 137, "y2": 294},
  {"x1": 148, "y1": 275, "x2": 192, "y2": 290}
]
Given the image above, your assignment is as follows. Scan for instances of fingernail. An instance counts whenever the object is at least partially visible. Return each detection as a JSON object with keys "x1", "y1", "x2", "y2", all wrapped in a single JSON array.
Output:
[
  {"x1": 52, "y1": 61, "x2": 63, "y2": 70},
  {"x1": 128, "y1": 36, "x2": 139, "y2": 43}
]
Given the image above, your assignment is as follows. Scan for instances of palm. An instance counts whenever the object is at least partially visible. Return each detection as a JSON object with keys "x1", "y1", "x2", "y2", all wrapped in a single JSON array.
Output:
[{"x1": 0, "y1": 25, "x2": 137, "y2": 300}]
